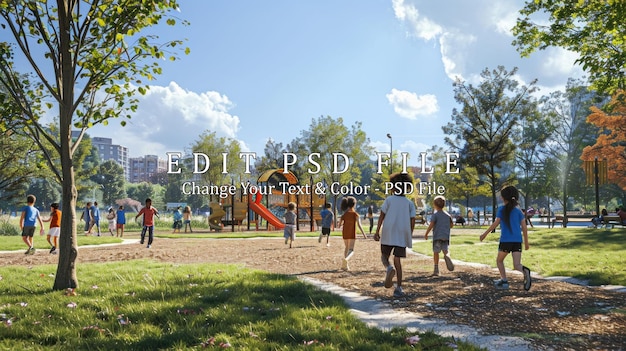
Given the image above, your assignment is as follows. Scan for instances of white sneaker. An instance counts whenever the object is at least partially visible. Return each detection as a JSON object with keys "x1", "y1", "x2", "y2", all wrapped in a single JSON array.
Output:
[
  {"x1": 341, "y1": 258, "x2": 349, "y2": 271},
  {"x1": 345, "y1": 250, "x2": 354, "y2": 260}
]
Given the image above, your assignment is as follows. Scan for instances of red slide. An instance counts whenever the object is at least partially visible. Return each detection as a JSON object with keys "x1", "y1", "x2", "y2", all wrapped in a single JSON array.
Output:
[{"x1": 248, "y1": 193, "x2": 285, "y2": 229}]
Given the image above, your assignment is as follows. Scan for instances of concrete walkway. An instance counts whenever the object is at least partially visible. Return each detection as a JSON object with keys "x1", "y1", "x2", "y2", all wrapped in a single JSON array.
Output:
[{"x1": 302, "y1": 277, "x2": 535, "y2": 351}]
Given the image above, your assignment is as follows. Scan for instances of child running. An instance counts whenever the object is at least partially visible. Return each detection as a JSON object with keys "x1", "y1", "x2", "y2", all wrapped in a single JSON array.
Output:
[
  {"x1": 375, "y1": 173, "x2": 416, "y2": 297},
  {"x1": 318, "y1": 202, "x2": 333, "y2": 246},
  {"x1": 479, "y1": 185, "x2": 532, "y2": 291},
  {"x1": 42, "y1": 202, "x2": 61, "y2": 254},
  {"x1": 135, "y1": 198, "x2": 160, "y2": 249},
  {"x1": 283, "y1": 202, "x2": 297, "y2": 248},
  {"x1": 338, "y1": 196, "x2": 365, "y2": 271},
  {"x1": 20, "y1": 194, "x2": 45, "y2": 254},
  {"x1": 424, "y1": 196, "x2": 454, "y2": 276}
]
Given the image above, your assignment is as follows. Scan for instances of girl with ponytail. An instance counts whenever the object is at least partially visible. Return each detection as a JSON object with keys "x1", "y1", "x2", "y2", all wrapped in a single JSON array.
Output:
[{"x1": 480, "y1": 185, "x2": 532, "y2": 291}]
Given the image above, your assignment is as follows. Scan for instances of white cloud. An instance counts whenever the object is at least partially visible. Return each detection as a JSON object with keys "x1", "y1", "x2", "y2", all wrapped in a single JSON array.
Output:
[
  {"x1": 400, "y1": 140, "x2": 430, "y2": 157},
  {"x1": 392, "y1": 1, "x2": 584, "y2": 88},
  {"x1": 386, "y1": 88, "x2": 438, "y2": 119},
  {"x1": 392, "y1": 0, "x2": 442, "y2": 40},
  {"x1": 90, "y1": 81, "x2": 241, "y2": 157},
  {"x1": 540, "y1": 48, "x2": 582, "y2": 78}
]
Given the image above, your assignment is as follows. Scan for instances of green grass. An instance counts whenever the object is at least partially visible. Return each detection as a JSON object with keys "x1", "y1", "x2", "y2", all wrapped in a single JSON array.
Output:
[
  {"x1": 0, "y1": 262, "x2": 483, "y2": 350},
  {"x1": 414, "y1": 227, "x2": 626, "y2": 286},
  {"x1": 0, "y1": 235, "x2": 122, "y2": 251}
]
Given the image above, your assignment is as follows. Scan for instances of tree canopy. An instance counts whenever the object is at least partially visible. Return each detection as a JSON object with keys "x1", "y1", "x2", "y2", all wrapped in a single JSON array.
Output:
[
  {"x1": 512, "y1": 0, "x2": 626, "y2": 93},
  {"x1": 581, "y1": 91, "x2": 626, "y2": 191},
  {"x1": 443, "y1": 66, "x2": 537, "y2": 216}
]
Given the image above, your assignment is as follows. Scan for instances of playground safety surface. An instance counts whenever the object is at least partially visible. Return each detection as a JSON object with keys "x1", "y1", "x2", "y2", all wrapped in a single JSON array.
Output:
[{"x1": 3, "y1": 231, "x2": 625, "y2": 350}]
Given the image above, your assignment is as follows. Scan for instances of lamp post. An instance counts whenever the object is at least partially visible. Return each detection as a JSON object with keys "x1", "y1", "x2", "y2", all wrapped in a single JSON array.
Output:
[{"x1": 386, "y1": 133, "x2": 393, "y2": 174}]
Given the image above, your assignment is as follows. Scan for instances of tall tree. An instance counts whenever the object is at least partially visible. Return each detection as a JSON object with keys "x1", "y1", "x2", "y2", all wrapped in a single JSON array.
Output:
[
  {"x1": 515, "y1": 102, "x2": 555, "y2": 208},
  {"x1": 540, "y1": 79, "x2": 602, "y2": 223},
  {"x1": 190, "y1": 131, "x2": 245, "y2": 185},
  {"x1": 513, "y1": 0, "x2": 626, "y2": 93},
  {"x1": 443, "y1": 66, "x2": 537, "y2": 218},
  {"x1": 93, "y1": 160, "x2": 126, "y2": 208},
  {"x1": 581, "y1": 91, "x2": 626, "y2": 191},
  {"x1": 289, "y1": 116, "x2": 373, "y2": 216},
  {"x1": 254, "y1": 139, "x2": 285, "y2": 174},
  {"x1": 0, "y1": 0, "x2": 187, "y2": 290}
]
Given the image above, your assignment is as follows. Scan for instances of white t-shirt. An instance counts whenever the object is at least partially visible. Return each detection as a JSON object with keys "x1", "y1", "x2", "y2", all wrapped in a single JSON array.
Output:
[{"x1": 380, "y1": 195, "x2": 416, "y2": 248}]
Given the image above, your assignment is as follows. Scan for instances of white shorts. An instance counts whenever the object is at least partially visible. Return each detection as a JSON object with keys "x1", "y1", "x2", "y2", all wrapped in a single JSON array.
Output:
[{"x1": 49, "y1": 227, "x2": 60, "y2": 237}]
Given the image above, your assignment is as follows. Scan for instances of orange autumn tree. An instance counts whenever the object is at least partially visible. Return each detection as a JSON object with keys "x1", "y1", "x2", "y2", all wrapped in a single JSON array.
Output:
[{"x1": 581, "y1": 92, "x2": 626, "y2": 190}]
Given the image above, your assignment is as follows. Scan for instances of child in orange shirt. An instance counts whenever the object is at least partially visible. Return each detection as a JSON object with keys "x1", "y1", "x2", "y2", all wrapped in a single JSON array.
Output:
[
  {"x1": 42, "y1": 202, "x2": 61, "y2": 254},
  {"x1": 338, "y1": 196, "x2": 365, "y2": 271}
]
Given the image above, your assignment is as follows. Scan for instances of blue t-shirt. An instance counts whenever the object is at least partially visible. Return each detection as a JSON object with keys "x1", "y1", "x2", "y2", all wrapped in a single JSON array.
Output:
[
  {"x1": 91, "y1": 205, "x2": 100, "y2": 220},
  {"x1": 173, "y1": 210, "x2": 183, "y2": 221},
  {"x1": 21, "y1": 205, "x2": 40, "y2": 227},
  {"x1": 497, "y1": 205, "x2": 524, "y2": 243},
  {"x1": 320, "y1": 208, "x2": 333, "y2": 228},
  {"x1": 116, "y1": 210, "x2": 126, "y2": 224}
]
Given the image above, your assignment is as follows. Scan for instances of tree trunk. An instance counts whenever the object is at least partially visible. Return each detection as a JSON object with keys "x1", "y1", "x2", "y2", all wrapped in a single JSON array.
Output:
[
  {"x1": 53, "y1": 0, "x2": 79, "y2": 291},
  {"x1": 53, "y1": 161, "x2": 79, "y2": 290}
]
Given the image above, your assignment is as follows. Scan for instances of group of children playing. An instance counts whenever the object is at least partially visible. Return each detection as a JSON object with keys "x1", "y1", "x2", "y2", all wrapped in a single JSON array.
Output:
[
  {"x1": 20, "y1": 174, "x2": 532, "y2": 296},
  {"x1": 284, "y1": 173, "x2": 532, "y2": 296}
]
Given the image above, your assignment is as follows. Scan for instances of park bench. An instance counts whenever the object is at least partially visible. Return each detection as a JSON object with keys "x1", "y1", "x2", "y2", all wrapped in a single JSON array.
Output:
[
  {"x1": 548, "y1": 215, "x2": 566, "y2": 228},
  {"x1": 602, "y1": 215, "x2": 626, "y2": 228}
]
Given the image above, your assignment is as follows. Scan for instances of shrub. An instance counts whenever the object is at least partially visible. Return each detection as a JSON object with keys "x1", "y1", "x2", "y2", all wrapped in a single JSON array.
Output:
[{"x1": 0, "y1": 218, "x2": 19, "y2": 236}]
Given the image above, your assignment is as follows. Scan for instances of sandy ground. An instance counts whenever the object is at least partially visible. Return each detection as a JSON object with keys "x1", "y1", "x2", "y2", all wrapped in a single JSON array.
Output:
[{"x1": 3, "y1": 230, "x2": 626, "y2": 350}]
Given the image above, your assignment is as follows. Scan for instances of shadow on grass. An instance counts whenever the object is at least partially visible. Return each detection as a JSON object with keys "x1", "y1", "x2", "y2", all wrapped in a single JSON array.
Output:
[{"x1": 0, "y1": 262, "x2": 476, "y2": 350}]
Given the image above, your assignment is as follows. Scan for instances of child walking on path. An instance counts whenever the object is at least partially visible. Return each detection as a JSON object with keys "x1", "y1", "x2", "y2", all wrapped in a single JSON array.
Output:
[
  {"x1": 20, "y1": 194, "x2": 45, "y2": 254},
  {"x1": 136, "y1": 198, "x2": 160, "y2": 249},
  {"x1": 338, "y1": 196, "x2": 366, "y2": 271},
  {"x1": 116, "y1": 206, "x2": 126, "y2": 237},
  {"x1": 106, "y1": 207, "x2": 116, "y2": 236},
  {"x1": 183, "y1": 206, "x2": 193, "y2": 233},
  {"x1": 172, "y1": 206, "x2": 183, "y2": 233},
  {"x1": 479, "y1": 185, "x2": 532, "y2": 291},
  {"x1": 42, "y1": 202, "x2": 61, "y2": 254},
  {"x1": 283, "y1": 202, "x2": 297, "y2": 248},
  {"x1": 375, "y1": 173, "x2": 416, "y2": 297},
  {"x1": 318, "y1": 202, "x2": 333, "y2": 246},
  {"x1": 424, "y1": 196, "x2": 454, "y2": 276}
]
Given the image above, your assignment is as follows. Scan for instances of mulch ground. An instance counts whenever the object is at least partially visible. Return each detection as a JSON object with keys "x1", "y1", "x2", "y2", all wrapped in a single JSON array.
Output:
[{"x1": 3, "y1": 230, "x2": 626, "y2": 351}]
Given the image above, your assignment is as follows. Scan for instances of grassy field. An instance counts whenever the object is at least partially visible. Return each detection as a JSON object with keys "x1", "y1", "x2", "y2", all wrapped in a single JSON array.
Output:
[
  {"x1": 413, "y1": 227, "x2": 626, "y2": 286},
  {"x1": 0, "y1": 262, "x2": 482, "y2": 350}
]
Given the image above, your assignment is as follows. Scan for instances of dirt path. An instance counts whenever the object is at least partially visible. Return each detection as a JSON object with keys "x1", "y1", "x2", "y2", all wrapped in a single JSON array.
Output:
[{"x1": 3, "y1": 234, "x2": 625, "y2": 350}]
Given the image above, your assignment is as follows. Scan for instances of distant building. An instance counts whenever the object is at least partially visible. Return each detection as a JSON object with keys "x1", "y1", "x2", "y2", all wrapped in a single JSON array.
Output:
[
  {"x1": 129, "y1": 155, "x2": 167, "y2": 183},
  {"x1": 73, "y1": 132, "x2": 129, "y2": 180}
]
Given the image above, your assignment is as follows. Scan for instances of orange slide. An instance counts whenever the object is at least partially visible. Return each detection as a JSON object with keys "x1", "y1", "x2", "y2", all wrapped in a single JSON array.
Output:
[{"x1": 248, "y1": 193, "x2": 285, "y2": 229}]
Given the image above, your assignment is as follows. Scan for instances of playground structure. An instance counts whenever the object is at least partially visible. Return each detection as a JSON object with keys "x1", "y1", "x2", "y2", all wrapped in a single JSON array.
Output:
[{"x1": 206, "y1": 169, "x2": 325, "y2": 232}]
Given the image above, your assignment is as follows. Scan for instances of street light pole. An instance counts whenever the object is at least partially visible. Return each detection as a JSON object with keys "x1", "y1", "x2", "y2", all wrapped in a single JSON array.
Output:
[{"x1": 386, "y1": 133, "x2": 393, "y2": 174}]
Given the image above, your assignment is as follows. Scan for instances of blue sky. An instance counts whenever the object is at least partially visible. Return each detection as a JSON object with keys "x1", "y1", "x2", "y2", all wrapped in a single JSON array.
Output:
[{"x1": 89, "y1": 0, "x2": 584, "y2": 161}]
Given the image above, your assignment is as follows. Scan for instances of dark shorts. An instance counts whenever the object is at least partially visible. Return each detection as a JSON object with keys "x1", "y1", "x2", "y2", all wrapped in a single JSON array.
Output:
[
  {"x1": 21, "y1": 226, "x2": 36, "y2": 237},
  {"x1": 173, "y1": 220, "x2": 182, "y2": 229},
  {"x1": 499, "y1": 242, "x2": 522, "y2": 253},
  {"x1": 321, "y1": 227, "x2": 331, "y2": 235},
  {"x1": 381, "y1": 244, "x2": 406, "y2": 258}
]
